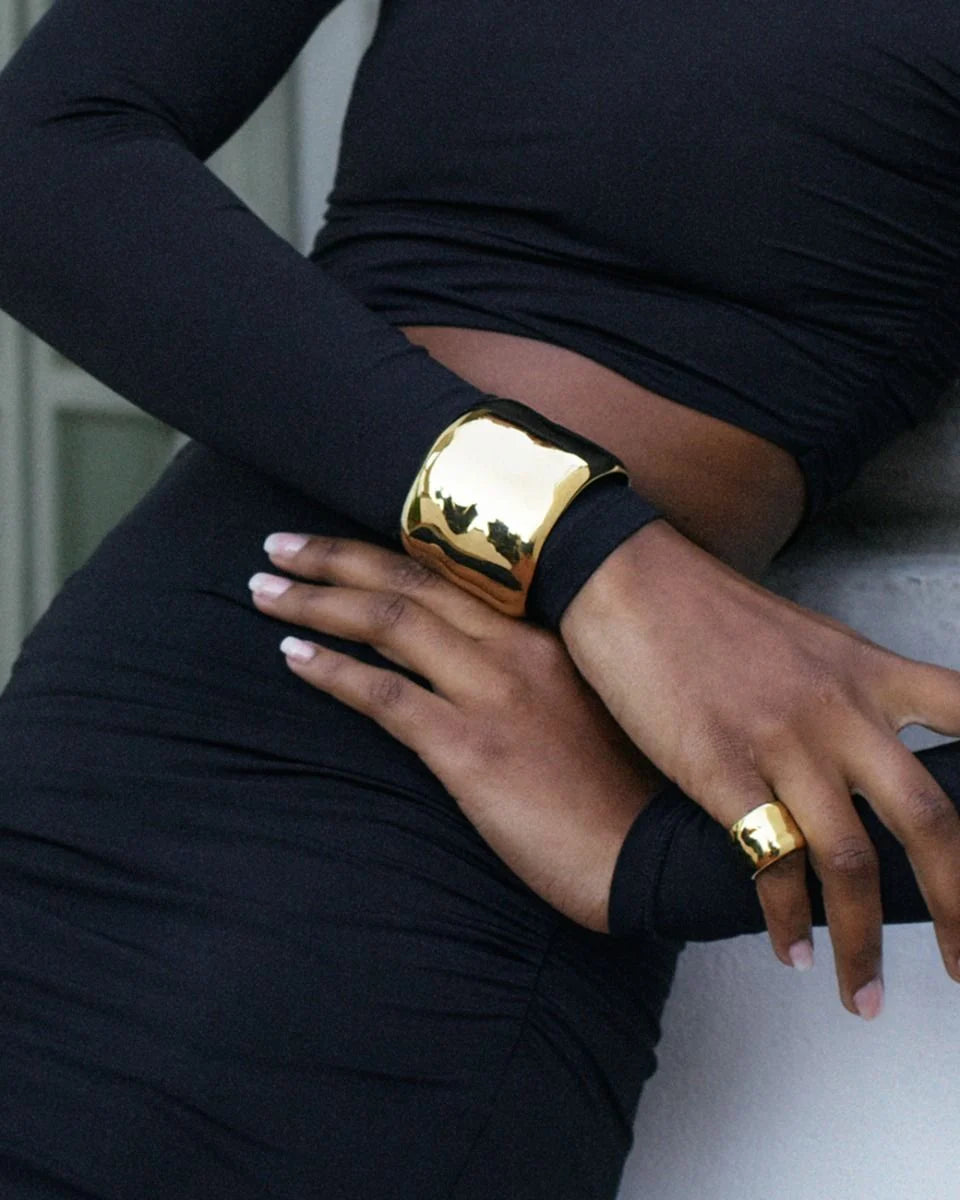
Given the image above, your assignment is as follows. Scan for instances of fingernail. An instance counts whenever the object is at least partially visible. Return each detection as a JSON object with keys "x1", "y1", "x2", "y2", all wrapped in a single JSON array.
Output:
[
  {"x1": 788, "y1": 940, "x2": 814, "y2": 972},
  {"x1": 248, "y1": 573, "x2": 292, "y2": 599},
  {"x1": 280, "y1": 636, "x2": 316, "y2": 663},
  {"x1": 264, "y1": 532, "x2": 308, "y2": 557},
  {"x1": 853, "y1": 979, "x2": 884, "y2": 1021}
]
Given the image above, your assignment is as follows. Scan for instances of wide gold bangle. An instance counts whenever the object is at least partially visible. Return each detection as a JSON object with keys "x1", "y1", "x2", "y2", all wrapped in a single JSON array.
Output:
[{"x1": 400, "y1": 398, "x2": 629, "y2": 616}]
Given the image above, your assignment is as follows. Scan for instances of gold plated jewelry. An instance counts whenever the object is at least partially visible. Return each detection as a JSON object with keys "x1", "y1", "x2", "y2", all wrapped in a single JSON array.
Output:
[
  {"x1": 400, "y1": 398, "x2": 629, "y2": 616},
  {"x1": 729, "y1": 800, "x2": 806, "y2": 879}
]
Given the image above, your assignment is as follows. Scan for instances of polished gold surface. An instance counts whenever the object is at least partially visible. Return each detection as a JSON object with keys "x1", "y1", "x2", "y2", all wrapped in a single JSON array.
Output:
[
  {"x1": 729, "y1": 800, "x2": 807, "y2": 879},
  {"x1": 400, "y1": 398, "x2": 628, "y2": 615}
]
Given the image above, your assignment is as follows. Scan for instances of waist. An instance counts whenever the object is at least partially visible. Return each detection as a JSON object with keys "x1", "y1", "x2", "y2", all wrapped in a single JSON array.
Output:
[
  {"x1": 400, "y1": 324, "x2": 805, "y2": 579},
  {"x1": 313, "y1": 215, "x2": 949, "y2": 523}
]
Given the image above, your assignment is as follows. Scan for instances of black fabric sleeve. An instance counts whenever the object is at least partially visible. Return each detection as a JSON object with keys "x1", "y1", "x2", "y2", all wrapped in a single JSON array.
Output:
[
  {"x1": 0, "y1": 0, "x2": 657, "y2": 628},
  {"x1": 607, "y1": 740, "x2": 960, "y2": 942},
  {"x1": 527, "y1": 479, "x2": 662, "y2": 628}
]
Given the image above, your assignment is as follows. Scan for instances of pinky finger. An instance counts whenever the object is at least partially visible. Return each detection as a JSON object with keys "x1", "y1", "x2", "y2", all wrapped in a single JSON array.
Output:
[{"x1": 280, "y1": 636, "x2": 458, "y2": 757}]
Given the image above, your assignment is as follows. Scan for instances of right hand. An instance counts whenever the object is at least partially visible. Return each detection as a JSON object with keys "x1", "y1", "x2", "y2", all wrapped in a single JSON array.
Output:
[{"x1": 560, "y1": 518, "x2": 960, "y2": 1020}]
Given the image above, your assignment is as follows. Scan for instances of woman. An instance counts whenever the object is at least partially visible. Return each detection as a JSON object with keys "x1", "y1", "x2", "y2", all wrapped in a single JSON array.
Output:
[{"x1": 1, "y1": 1, "x2": 959, "y2": 1195}]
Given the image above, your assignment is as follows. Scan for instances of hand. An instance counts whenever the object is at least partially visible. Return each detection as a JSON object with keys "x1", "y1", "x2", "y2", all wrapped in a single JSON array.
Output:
[
  {"x1": 248, "y1": 534, "x2": 665, "y2": 933},
  {"x1": 561, "y1": 519, "x2": 960, "y2": 1018}
]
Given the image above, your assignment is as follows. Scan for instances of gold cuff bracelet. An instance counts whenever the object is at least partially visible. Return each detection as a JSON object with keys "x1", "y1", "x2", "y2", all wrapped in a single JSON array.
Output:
[{"x1": 400, "y1": 398, "x2": 629, "y2": 616}]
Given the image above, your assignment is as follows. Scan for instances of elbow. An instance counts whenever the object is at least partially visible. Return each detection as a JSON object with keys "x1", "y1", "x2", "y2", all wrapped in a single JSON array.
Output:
[
  {"x1": 0, "y1": 117, "x2": 58, "y2": 267},
  {"x1": 0, "y1": 75, "x2": 59, "y2": 236},
  {"x1": 0, "y1": 88, "x2": 124, "y2": 264},
  {"x1": 0, "y1": 72, "x2": 171, "y2": 233},
  {"x1": 0, "y1": 36, "x2": 57, "y2": 228},
  {"x1": 0, "y1": 87, "x2": 89, "y2": 312},
  {"x1": 0, "y1": 145, "x2": 39, "y2": 267}
]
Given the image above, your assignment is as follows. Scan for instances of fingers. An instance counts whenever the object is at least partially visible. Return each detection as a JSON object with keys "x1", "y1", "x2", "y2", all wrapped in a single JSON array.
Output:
[
  {"x1": 813, "y1": 829, "x2": 885, "y2": 1020},
  {"x1": 886, "y1": 657, "x2": 960, "y2": 737},
  {"x1": 279, "y1": 636, "x2": 459, "y2": 763},
  {"x1": 249, "y1": 573, "x2": 496, "y2": 703},
  {"x1": 715, "y1": 779, "x2": 816, "y2": 978},
  {"x1": 726, "y1": 760, "x2": 884, "y2": 1018},
  {"x1": 754, "y1": 850, "x2": 814, "y2": 972},
  {"x1": 766, "y1": 753, "x2": 885, "y2": 1018},
  {"x1": 261, "y1": 533, "x2": 508, "y2": 639},
  {"x1": 850, "y1": 733, "x2": 960, "y2": 986},
  {"x1": 861, "y1": 655, "x2": 960, "y2": 987}
]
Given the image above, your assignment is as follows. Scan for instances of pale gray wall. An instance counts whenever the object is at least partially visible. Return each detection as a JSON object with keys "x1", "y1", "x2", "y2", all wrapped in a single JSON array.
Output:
[
  {"x1": 298, "y1": 10, "x2": 960, "y2": 1198},
  {"x1": 296, "y1": 0, "x2": 381, "y2": 253}
]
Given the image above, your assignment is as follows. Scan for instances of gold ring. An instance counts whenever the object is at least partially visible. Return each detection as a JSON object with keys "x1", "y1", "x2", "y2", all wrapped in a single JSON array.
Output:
[{"x1": 729, "y1": 800, "x2": 806, "y2": 879}]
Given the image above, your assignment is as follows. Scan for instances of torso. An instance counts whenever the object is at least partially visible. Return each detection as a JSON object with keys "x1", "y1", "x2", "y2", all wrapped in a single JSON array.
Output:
[{"x1": 401, "y1": 325, "x2": 806, "y2": 579}]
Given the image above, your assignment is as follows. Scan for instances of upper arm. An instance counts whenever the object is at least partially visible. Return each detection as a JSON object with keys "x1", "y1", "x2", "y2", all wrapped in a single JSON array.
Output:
[{"x1": 0, "y1": 0, "x2": 344, "y2": 157}]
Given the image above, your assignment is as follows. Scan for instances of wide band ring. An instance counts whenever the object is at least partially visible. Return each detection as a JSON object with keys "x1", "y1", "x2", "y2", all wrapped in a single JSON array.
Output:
[{"x1": 728, "y1": 800, "x2": 806, "y2": 879}]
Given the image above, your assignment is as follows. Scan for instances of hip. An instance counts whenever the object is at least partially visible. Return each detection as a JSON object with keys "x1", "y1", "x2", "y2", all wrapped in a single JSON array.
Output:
[{"x1": 0, "y1": 441, "x2": 679, "y2": 1196}]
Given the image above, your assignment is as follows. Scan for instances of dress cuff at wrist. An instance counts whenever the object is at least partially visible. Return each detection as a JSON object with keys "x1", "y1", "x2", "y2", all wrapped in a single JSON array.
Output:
[
  {"x1": 606, "y1": 783, "x2": 692, "y2": 940},
  {"x1": 527, "y1": 478, "x2": 662, "y2": 629}
]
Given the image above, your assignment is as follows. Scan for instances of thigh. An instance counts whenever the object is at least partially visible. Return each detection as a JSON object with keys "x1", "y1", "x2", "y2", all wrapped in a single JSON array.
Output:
[{"x1": 0, "y1": 445, "x2": 678, "y2": 1199}]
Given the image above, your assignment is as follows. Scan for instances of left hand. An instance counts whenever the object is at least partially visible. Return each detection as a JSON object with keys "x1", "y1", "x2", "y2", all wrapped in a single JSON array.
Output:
[{"x1": 248, "y1": 533, "x2": 665, "y2": 933}]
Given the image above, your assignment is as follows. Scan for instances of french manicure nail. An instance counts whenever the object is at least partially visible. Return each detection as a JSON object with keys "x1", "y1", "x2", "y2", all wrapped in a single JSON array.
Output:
[
  {"x1": 264, "y1": 532, "x2": 308, "y2": 557},
  {"x1": 788, "y1": 940, "x2": 814, "y2": 972},
  {"x1": 853, "y1": 979, "x2": 884, "y2": 1021},
  {"x1": 280, "y1": 636, "x2": 316, "y2": 663},
  {"x1": 248, "y1": 573, "x2": 292, "y2": 599}
]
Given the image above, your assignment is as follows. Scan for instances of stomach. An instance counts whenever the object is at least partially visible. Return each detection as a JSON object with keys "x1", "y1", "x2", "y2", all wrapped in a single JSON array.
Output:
[{"x1": 399, "y1": 325, "x2": 807, "y2": 579}]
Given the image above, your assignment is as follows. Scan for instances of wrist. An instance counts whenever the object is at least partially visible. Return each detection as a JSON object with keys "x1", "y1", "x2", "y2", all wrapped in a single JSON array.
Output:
[
  {"x1": 558, "y1": 518, "x2": 685, "y2": 644},
  {"x1": 400, "y1": 396, "x2": 660, "y2": 621},
  {"x1": 526, "y1": 479, "x2": 662, "y2": 629}
]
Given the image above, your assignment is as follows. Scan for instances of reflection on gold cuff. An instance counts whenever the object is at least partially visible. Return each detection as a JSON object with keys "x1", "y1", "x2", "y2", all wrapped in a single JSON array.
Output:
[{"x1": 400, "y1": 398, "x2": 629, "y2": 616}]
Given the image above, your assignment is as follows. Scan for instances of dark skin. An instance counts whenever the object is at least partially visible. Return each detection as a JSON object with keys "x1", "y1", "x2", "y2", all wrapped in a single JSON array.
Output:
[{"x1": 249, "y1": 326, "x2": 960, "y2": 1022}]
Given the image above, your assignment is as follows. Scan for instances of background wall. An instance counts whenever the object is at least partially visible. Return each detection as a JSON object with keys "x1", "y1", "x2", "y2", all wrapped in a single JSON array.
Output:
[{"x1": 296, "y1": 7, "x2": 960, "y2": 1197}]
